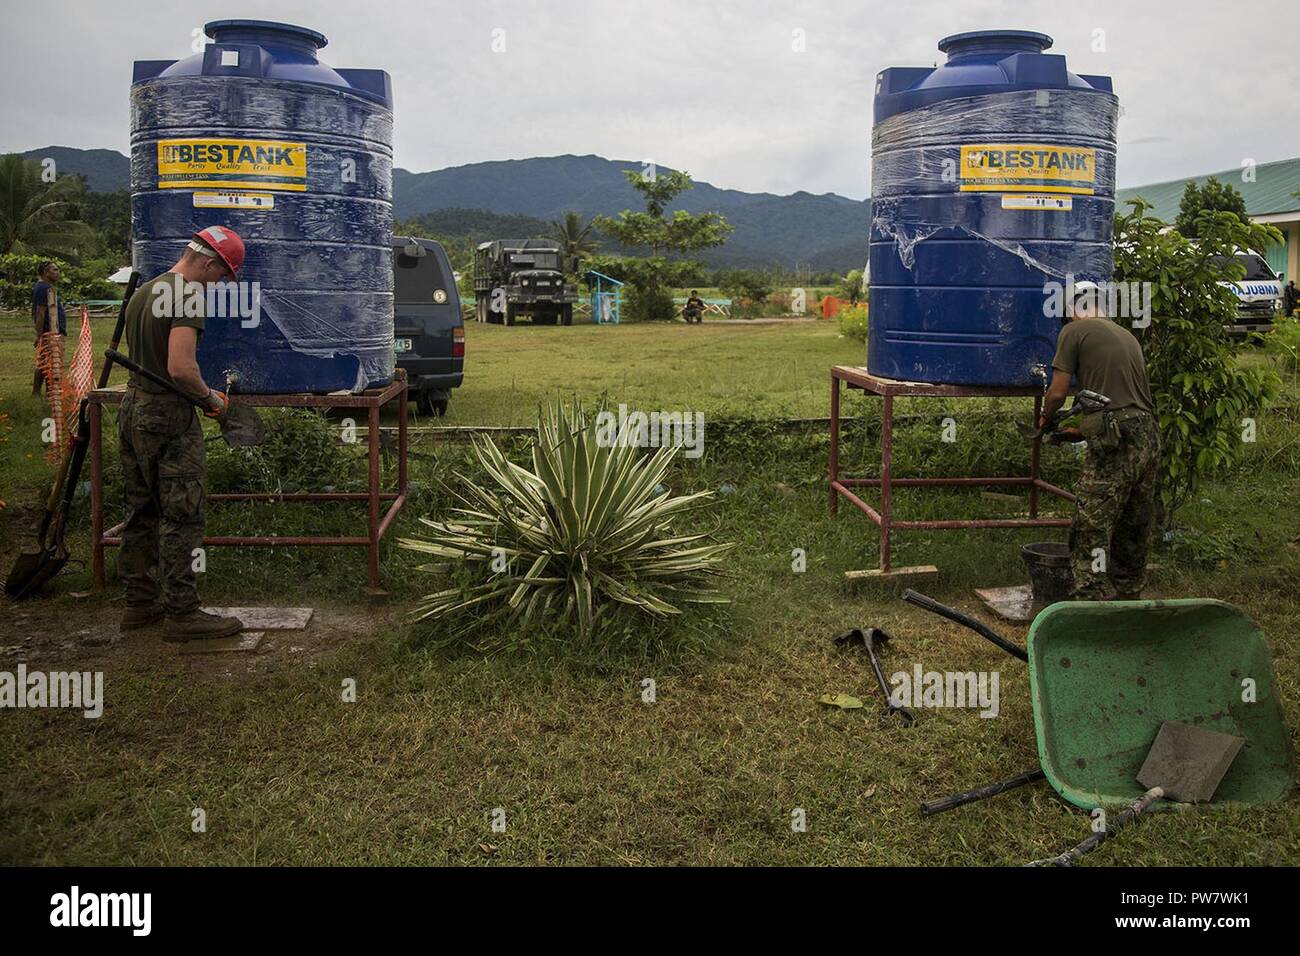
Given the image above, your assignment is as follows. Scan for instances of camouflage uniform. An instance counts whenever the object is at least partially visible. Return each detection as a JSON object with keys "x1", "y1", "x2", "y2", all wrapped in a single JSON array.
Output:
[
  {"x1": 1069, "y1": 410, "x2": 1161, "y2": 599},
  {"x1": 117, "y1": 387, "x2": 207, "y2": 615}
]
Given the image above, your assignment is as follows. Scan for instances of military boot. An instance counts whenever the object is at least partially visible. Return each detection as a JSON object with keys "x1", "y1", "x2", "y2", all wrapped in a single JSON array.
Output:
[
  {"x1": 162, "y1": 609, "x2": 244, "y2": 643},
  {"x1": 121, "y1": 602, "x2": 164, "y2": 631}
]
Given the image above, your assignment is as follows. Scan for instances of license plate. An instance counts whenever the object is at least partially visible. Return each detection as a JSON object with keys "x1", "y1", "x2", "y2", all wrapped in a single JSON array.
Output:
[{"x1": 394, "y1": 338, "x2": 413, "y2": 353}]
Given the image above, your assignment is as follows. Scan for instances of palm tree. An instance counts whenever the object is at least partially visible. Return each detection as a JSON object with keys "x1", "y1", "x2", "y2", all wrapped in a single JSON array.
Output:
[
  {"x1": 0, "y1": 154, "x2": 98, "y2": 259},
  {"x1": 548, "y1": 210, "x2": 598, "y2": 266}
]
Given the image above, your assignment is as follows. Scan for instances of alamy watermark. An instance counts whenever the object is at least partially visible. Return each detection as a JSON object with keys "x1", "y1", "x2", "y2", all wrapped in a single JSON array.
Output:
[
  {"x1": 1043, "y1": 273, "x2": 1153, "y2": 328},
  {"x1": 889, "y1": 665, "x2": 1000, "y2": 718},
  {"x1": 1, "y1": 665, "x2": 103, "y2": 718},
  {"x1": 151, "y1": 274, "x2": 262, "y2": 328},
  {"x1": 594, "y1": 404, "x2": 705, "y2": 459}
]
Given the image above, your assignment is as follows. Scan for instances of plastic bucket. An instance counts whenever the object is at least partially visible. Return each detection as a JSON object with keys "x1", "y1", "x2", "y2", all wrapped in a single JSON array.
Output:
[{"x1": 1021, "y1": 542, "x2": 1073, "y2": 605}]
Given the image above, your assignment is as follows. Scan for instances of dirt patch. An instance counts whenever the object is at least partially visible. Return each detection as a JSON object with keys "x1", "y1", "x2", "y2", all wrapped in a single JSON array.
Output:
[{"x1": 1, "y1": 590, "x2": 393, "y2": 680}]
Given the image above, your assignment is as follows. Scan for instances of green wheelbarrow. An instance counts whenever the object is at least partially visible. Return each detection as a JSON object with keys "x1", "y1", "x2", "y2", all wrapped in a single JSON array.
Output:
[
  {"x1": 906, "y1": 593, "x2": 1295, "y2": 859},
  {"x1": 1026, "y1": 598, "x2": 1294, "y2": 811}
]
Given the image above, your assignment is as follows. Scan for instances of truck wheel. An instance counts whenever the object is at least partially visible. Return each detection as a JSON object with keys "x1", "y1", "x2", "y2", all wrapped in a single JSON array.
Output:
[
  {"x1": 561, "y1": 304, "x2": 573, "y2": 326},
  {"x1": 504, "y1": 304, "x2": 517, "y2": 327},
  {"x1": 433, "y1": 398, "x2": 448, "y2": 417}
]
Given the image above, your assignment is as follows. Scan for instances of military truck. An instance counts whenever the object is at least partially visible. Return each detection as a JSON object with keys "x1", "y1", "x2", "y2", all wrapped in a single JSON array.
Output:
[{"x1": 473, "y1": 239, "x2": 578, "y2": 326}]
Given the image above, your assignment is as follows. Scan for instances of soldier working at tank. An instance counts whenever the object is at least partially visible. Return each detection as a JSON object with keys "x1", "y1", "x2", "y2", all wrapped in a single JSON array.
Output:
[
  {"x1": 1038, "y1": 280, "x2": 1161, "y2": 601},
  {"x1": 31, "y1": 262, "x2": 67, "y2": 396},
  {"x1": 117, "y1": 226, "x2": 247, "y2": 642},
  {"x1": 681, "y1": 290, "x2": 705, "y2": 323}
]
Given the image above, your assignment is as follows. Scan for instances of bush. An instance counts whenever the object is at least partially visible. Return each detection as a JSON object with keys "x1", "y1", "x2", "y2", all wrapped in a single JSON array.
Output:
[
  {"x1": 400, "y1": 402, "x2": 732, "y2": 649},
  {"x1": 626, "y1": 283, "x2": 675, "y2": 322},
  {"x1": 1264, "y1": 314, "x2": 1300, "y2": 375},
  {"x1": 206, "y1": 409, "x2": 353, "y2": 493},
  {"x1": 838, "y1": 305, "x2": 868, "y2": 342},
  {"x1": 0, "y1": 252, "x2": 119, "y2": 309},
  {"x1": 718, "y1": 269, "x2": 773, "y2": 305},
  {"x1": 1113, "y1": 200, "x2": 1281, "y2": 521}
]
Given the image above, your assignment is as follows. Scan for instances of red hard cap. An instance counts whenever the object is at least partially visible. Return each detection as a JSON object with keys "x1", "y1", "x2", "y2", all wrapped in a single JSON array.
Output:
[{"x1": 193, "y1": 225, "x2": 245, "y2": 277}]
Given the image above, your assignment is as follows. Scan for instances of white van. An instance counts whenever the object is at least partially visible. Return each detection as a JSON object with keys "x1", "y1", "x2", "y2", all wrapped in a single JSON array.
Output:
[{"x1": 1214, "y1": 250, "x2": 1283, "y2": 337}]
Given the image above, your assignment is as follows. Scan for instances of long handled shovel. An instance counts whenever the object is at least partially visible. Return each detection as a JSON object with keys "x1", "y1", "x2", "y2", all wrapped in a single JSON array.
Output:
[
  {"x1": 5, "y1": 273, "x2": 141, "y2": 598},
  {"x1": 102, "y1": 350, "x2": 264, "y2": 448}
]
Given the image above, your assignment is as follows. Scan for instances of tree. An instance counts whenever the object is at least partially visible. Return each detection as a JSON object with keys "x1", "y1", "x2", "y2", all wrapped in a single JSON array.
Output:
[
  {"x1": 1113, "y1": 199, "x2": 1281, "y2": 522},
  {"x1": 839, "y1": 268, "x2": 864, "y2": 304},
  {"x1": 1174, "y1": 176, "x2": 1249, "y2": 240},
  {"x1": 0, "y1": 154, "x2": 99, "y2": 260},
  {"x1": 717, "y1": 269, "x2": 773, "y2": 304},
  {"x1": 594, "y1": 169, "x2": 731, "y2": 320},
  {"x1": 548, "y1": 211, "x2": 598, "y2": 267}
]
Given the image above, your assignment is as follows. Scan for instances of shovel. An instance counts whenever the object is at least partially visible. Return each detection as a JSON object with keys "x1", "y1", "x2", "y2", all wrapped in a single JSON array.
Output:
[
  {"x1": 834, "y1": 627, "x2": 915, "y2": 726},
  {"x1": 104, "y1": 349, "x2": 265, "y2": 448},
  {"x1": 1027, "y1": 721, "x2": 1245, "y2": 866},
  {"x1": 5, "y1": 273, "x2": 141, "y2": 598}
]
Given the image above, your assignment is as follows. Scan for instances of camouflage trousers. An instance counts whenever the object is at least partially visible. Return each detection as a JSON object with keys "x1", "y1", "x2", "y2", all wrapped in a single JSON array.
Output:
[
  {"x1": 117, "y1": 387, "x2": 207, "y2": 615},
  {"x1": 1069, "y1": 411, "x2": 1161, "y2": 599}
]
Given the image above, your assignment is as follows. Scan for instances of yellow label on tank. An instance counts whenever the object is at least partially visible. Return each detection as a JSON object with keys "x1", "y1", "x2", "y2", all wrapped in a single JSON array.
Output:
[
  {"x1": 959, "y1": 144, "x2": 1095, "y2": 195},
  {"x1": 157, "y1": 139, "x2": 307, "y2": 191}
]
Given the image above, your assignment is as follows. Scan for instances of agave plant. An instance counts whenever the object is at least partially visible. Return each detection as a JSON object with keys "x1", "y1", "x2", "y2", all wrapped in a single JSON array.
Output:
[{"x1": 400, "y1": 402, "x2": 731, "y2": 638}]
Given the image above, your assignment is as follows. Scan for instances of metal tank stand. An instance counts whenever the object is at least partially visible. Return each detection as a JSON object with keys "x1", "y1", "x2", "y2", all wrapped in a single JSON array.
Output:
[
  {"x1": 86, "y1": 374, "x2": 409, "y2": 595},
  {"x1": 828, "y1": 366, "x2": 1075, "y2": 578}
]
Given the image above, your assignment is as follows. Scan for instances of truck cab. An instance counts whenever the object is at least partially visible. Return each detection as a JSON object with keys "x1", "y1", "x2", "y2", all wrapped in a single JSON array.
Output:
[
  {"x1": 472, "y1": 239, "x2": 578, "y2": 326},
  {"x1": 392, "y1": 237, "x2": 464, "y2": 416}
]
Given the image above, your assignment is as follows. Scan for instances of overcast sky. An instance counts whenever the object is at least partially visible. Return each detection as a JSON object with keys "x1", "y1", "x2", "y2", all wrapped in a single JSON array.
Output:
[{"x1": 3, "y1": 0, "x2": 1297, "y2": 200}]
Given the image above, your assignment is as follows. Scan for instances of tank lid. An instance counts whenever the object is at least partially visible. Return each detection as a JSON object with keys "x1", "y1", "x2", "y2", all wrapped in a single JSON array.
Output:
[
  {"x1": 205, "y1": 19, "x2": 328, "y2": 54},
  {"x1": 937, "y1": 30, "x2": 1053, "y2": 59}
]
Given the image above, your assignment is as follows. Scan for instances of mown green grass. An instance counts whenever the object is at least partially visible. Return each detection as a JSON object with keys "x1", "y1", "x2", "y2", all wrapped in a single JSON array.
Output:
[{"x1": 1, "y1": 311, "x2": 1297, "y2": 865}]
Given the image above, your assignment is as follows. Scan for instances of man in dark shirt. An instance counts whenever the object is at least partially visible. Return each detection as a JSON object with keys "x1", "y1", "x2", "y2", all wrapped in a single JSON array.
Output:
[
  {"x1": 682, "y1": 290, "x2": 705, "y2": 324},
  {"x1": 118, "y1": 226, "x2": 246, "y2": 641},
  {"x1": 31, "y1": 262, "x2": 67, "y2": 395},
  {"x1": 1039, "y1": 281, "x2": 1161, "y2": 600}
]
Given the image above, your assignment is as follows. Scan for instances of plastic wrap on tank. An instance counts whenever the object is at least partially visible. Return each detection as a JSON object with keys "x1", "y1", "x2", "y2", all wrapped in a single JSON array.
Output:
[
  {"x1": 871, "y1": 89, "x2": 1118, "y2": 280},
  {"x1": 130, "y1": 21, "x2": 395, "y2": 394}
]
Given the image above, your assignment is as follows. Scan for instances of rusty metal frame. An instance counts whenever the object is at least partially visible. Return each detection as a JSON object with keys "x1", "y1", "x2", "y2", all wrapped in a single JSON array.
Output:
[
  {"x1": 87, "y1": 377, "x2": 408, "y2": 592},
  {"x1": 828, "y1": 366, "x2": 1075, "y2": 574}
]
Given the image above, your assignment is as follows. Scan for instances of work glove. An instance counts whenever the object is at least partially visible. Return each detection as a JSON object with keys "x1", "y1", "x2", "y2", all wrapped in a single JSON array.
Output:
[
  {"x1": 1046, "y1": 426, "x2": 1085, "y2": 445},
  {"x1": 202, "y1": 389, "x2": 230, "y2": 421}
]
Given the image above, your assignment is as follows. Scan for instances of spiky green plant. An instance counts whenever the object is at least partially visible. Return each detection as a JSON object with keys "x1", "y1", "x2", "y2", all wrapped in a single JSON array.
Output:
[{"x1": 400, "y1": 402, "x2": 731, "y2": 640}]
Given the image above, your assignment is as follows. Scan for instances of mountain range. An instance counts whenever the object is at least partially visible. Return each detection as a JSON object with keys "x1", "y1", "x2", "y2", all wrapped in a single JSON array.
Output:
[{"x1": 18, "y1": 147, "x2": 870, "y2": 270}]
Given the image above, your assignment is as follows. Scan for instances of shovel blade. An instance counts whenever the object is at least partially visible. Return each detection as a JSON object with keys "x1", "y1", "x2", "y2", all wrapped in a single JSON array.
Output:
[
  {"x1": 4, "y1": 546, "x2": 68, "y2": 599},
  {"x1": 1137, "y1": 721, "x2": 1246, "y2": 804},
  {"x1": 218, "y1": 405, "x2": 265, "y2": 447}
]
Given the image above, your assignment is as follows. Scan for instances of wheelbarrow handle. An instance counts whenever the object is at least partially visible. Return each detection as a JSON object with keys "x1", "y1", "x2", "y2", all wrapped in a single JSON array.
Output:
[
  {"x1": 902, "y1": 589, "x2": 1029, "y2": 663},
  {"x1": 920, "y1": 768, "x2": 1045, "y2": 817},
  {"x1": 1026, "y1": 785, "x2": 1165, "y2": 866}
]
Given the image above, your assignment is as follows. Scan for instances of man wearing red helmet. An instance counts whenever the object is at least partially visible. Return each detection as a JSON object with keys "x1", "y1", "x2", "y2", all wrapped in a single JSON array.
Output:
[{"x1": 116, "y1": 226, "x2": 247, "y2": 641}]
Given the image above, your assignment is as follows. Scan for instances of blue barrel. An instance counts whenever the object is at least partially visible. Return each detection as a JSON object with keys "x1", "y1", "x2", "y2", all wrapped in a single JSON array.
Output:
[
  {"x1": 868, "y1": 31, "x2": 1118, "y2": 386},
  {"x1": 131, "y1": 20, "x2": 394, "y2": 393}
]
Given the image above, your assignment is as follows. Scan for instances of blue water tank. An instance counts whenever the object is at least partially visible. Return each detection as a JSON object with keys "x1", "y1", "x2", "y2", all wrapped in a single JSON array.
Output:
[
  {"x1": 868, "y1": 30, "x2": 1118, "y2": 386},
  {"x1": 130, "y1": 20, "x2": 394, "y2": 393}
]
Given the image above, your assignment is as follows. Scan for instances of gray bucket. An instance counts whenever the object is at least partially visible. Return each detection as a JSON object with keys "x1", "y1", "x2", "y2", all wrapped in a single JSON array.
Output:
[{"x1": 1021, "y1": 542, "x2": 1073, "y2": 606}]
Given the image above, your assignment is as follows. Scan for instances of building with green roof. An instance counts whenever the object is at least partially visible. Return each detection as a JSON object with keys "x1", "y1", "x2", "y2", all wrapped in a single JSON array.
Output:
[{"x1": 1116, "y1": 157, "x2": 1300, "y2": 282}]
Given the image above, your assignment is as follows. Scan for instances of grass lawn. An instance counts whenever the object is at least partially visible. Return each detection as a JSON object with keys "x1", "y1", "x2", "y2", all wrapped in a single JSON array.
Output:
[{"x1": 1, "y1": 311, "x2": 1297, "y2": 865}]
